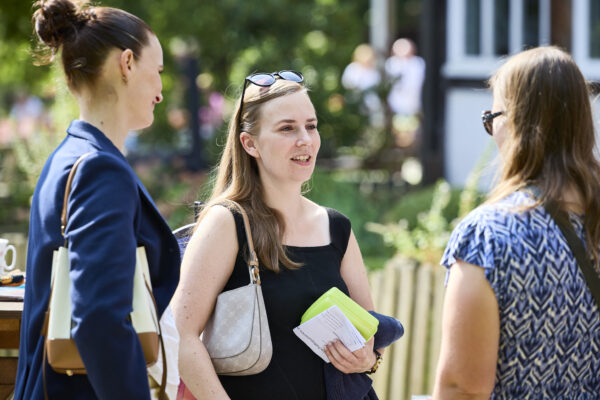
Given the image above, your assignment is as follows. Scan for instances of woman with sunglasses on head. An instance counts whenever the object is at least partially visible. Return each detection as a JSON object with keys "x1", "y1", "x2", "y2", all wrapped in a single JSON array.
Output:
[
  {"x1": 433, "y1": 46, "x2": 600, "y2": 399},
  {"x1": 171, "y1": 71, "x2": 380, "y2": 399},
  {"x1": 16, "y1": 1, "x2": 180, "y2": 399}
]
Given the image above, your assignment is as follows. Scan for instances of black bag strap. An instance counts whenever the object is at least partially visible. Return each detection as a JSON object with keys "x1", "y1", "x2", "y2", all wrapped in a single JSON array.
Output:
[
  {"x1": 219, "y1": 199, "x2": 261, "y2": 285},
  {"x1": 543, "y1": 200, "x2": 600, "y2": 310}
]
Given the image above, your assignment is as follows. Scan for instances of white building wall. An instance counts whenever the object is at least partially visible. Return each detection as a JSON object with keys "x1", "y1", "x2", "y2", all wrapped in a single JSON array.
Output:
[
  {"x1": 444, "y1": 88, "x2": 498, "y2": 189},
  {"x1": 444, "y1": 88, "x2": 600, "y2": 188}
]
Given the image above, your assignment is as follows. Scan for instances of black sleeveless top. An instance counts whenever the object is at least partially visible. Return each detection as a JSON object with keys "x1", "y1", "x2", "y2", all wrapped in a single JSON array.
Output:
[{"x1": 218, "y1": 207, "x2": 352, "y2": 400}]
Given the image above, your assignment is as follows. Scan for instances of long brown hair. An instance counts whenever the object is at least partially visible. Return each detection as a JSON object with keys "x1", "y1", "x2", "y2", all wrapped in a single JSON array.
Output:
[
  {"x1": 487, "y1": 46, "x2": 600, "y2": 264},
  {"x1": 197, "y1": 79, "x2": 308, "y2": 272}
]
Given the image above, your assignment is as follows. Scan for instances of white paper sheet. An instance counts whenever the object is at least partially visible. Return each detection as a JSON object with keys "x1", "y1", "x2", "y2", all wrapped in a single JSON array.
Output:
[
  {"x1": 293, "y1": 305, "x2": 365, "y2": 362},
  {"x1": 0, "y1": 284, "x2": 25, "y2": 301}
]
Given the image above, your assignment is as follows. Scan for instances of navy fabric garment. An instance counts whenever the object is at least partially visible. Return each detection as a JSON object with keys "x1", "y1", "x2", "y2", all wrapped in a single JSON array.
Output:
[
  {"x1": 14, "y1": 120, "x2": 181, "y2": 400},
  {"x1": 324, "y1": 311, "x2": 404, "y2": 400},
  {"x1": 371, "y1": 311, "x2": 404, "y2": 349}
]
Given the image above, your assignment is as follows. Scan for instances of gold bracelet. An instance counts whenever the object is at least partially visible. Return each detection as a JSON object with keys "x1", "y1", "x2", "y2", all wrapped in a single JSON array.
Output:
[{"x1": 366, "y1": 350, "x2": 382, "y2": 374}]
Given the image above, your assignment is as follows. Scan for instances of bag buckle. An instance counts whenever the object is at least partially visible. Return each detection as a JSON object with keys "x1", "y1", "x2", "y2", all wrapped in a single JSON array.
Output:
[{"x1": 250, "y1": 265, "x2": 260, "y2": 285}]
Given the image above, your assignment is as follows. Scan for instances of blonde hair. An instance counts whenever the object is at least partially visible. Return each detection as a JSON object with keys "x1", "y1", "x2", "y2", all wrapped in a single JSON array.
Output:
[
  {"x1": 353, "y1": 44, "x2": 376, "y2": 67},
  {"x1": 197, "y1": 79, "x2": 307, "y2": 272},
  {"x1": 487, "y1": 46, "x2": 600, "y2": 264}
]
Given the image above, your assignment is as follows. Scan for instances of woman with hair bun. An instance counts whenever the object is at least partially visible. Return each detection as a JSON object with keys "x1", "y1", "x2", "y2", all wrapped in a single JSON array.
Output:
[{"x1": 15, "y1": 1, "x2": 180, "y2": 399}]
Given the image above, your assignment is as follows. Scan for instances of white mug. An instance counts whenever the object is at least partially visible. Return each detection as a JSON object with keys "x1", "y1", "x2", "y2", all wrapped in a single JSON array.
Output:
[{"x1": 0, "y1": 238, "x2": 16, "y2": 273}]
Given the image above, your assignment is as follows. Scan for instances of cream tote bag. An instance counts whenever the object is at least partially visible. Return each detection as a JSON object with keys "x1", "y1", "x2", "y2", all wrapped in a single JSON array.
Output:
[{"x1": 46, "y1": 246, "x2": 160, "y2": 374}]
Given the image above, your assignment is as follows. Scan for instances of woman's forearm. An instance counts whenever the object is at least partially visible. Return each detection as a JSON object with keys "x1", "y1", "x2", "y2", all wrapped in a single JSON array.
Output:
[
  {"x1": 178, "y1": 338, "x2": 230, "y2": 400},
  {"x1": 433, "y1": 382, "x2": 492, "y2": 400}
]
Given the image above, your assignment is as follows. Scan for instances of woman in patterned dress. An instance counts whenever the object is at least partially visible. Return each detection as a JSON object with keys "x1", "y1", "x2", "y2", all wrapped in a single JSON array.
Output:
[{"x1": 433, "y1": 46, "x2": 600, "y2": 399}]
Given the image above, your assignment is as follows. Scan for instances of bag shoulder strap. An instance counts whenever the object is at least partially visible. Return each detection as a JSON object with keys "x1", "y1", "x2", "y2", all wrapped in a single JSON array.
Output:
[
  {"x1": 220, "y1": 200, "x2": 261, "y2": 285},
  {"x1": 44, "y1": 152, "x2": 92, "y2": 400},
  {"x1": 60, "y1": 152, "x2": 93, "y2": 238},
  {"x1": 544, "y1": 200, "x2": 600, "y2": 310}
]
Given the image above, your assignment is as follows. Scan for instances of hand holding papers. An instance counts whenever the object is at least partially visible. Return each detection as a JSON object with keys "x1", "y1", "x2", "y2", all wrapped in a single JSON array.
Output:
[
  {"x1": 293, "y1": 305, "x2": 365, "y2": 362},
  {"x1": 293, "y1": 287, "x2": 380, "y2": 362}
]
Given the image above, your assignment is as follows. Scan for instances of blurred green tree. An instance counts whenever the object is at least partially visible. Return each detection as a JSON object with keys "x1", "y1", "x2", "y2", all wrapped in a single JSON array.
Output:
[
  {"x1": 1, "y1": 0, "x2": 372, "y2": 158},
  {"x1": 0, "y1": 0, "x2": 55, "y2": 113},
  {"x1": 123, "y1": 0, "x2": 370, "y2": 157}
]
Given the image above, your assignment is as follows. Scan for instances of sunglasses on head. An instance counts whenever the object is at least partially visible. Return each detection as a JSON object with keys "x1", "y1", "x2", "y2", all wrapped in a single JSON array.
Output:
[
  {"x1": 237, "y1": 70, "x2": 304, "y2": 130},
  {"x1": 481, "y1": 110, "x2": 504, "y2": 136}
]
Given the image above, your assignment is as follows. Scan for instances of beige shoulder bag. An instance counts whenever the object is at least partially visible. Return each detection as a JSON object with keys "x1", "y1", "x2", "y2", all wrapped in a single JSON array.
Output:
[
  {"x1": 42, "y1": 152, "x2": 167, "y2": 399},
  {"x1": 201, "y1": 200, "x2": 273, "y2": 375}
]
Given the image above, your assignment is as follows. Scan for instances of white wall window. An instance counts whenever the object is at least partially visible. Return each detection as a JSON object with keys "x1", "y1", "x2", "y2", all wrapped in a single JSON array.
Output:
[
  {"x1": 444, "y1": 0, "x2": 551, "y2": 79},
  {"x1": 573, "y1": 0, "x2": 600, "y2": 79},
  {"x1": 495, "y1": 0, "x2": 510, "y2": 55},
  {"x1": 591, "y1": 1, "x2": 600, "y2": 57},
  {"x1": 465, "y1": 0, "x2": 481, "y2": 55},
  {"x1": 523, "y1": 0, "x2": 540, "y2": 47},
  {"x1": 446, "y1": 0, "x2": 600, "y2": 80}
]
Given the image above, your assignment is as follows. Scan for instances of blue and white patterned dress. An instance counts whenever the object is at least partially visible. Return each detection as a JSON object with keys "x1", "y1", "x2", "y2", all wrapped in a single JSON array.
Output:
[{"x1": 441, "y1": 191, "x2": 600, "y2": 399}]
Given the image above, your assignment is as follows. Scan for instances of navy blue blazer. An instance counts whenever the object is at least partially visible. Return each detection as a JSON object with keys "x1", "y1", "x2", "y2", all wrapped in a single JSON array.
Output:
[{"x1": 14, "y1": 120, "x2": 181, "y2": 400}]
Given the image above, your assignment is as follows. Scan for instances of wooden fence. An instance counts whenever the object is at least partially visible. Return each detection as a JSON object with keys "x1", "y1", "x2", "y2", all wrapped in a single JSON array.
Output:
[{"x1": 368, "y1": 257, "x2": 446, "y2": 400}]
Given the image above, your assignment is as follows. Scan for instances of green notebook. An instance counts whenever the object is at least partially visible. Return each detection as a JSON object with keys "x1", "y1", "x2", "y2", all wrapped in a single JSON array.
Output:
[{"x1": 301, "y1": 287, "x2": 379, "y2": 341}]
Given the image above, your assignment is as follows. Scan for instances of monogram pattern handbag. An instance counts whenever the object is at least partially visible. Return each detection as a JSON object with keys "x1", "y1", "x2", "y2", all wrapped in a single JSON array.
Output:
[
  {"x1": 201, "y1": 200, "x2": 273, "y2": 376},
  {"x1": 42, "y1": 153, "x2": 167, "y2": 399}
]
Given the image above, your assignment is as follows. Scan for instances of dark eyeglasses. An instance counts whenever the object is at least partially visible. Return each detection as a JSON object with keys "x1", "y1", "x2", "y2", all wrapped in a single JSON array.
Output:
[
  {"x1": 481, "y1": 110, "x2": 504, "y2": 136},
  {"x1": 237, "y1": 70, "x2": 304, "y2": 130}
]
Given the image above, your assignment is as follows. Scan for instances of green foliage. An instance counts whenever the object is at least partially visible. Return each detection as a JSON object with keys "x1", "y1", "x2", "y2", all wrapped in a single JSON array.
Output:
[
  {"x1": 89, "y1": 0, "x2": 370, "y2": 154},
  {"x1": 381, "y1": 184, "x2": 462, "y2": 229},
  {"x1": 1, "y1": 0, "x2": 372, "y2": 155},
  {"x1": 366, "y1": 142, "x2": 494, "y2": 264},
  {"x1": 10, "y1": 65, "x2": 77, "y2": 186},
  {"x1": 0, "y1": 0, "x2": 375, "y2": 230},
  {"x1": 0, "y1": 64, "x2": 78, "y2": 231},
  {"x1": 0, "y1": 1, "x2": 55, "y2": 113},
  {"x1": 306, "y1": 169, "x2": 396, "y2": 269},
  {"x1": 366, "y1": 180, "x2": 453, "y2": 264}
]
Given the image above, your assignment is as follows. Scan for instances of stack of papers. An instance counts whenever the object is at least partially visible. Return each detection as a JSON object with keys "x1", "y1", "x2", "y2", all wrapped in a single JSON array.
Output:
[
  {"x1": 293, "y1": 305, "x2": 365, "y2": 362},
  {"x1": 0, "y1": 284, "x2": 25, "y2": 301}
]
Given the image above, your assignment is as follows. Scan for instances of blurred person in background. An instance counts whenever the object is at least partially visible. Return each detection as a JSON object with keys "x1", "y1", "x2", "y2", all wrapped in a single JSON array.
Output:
[
  {"x1": 384, "y1": 38, "x2": 425, "y2": 148},
  {"x1": 384, "y1": 38, "x2": 425, "y2": 117},
  {"x1": 342, "y1": 44, "x2": 383, "y2": 127},
  {"x1": 10, "y1": 90, "x2": 45, "y2": 140}
]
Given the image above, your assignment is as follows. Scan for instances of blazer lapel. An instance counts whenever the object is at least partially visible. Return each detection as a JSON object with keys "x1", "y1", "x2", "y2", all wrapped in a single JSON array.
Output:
[
  {"x1": 135, "y1": 176, "x2": 175, "y2": 233},
  {"x1": 67, "y1": 119, "x2": 174, "y2": 233}
]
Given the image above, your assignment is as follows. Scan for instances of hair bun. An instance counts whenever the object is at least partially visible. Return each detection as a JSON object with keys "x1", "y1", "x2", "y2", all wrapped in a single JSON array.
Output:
[{"x1": 33, "y1": 0, "x2": 85, "y2": 49}]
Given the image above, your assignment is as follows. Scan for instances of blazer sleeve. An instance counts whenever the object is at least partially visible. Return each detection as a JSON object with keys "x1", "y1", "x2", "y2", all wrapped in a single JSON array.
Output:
[{"x1": 65, "y1": 152, "x2": 150, "y2": 400}]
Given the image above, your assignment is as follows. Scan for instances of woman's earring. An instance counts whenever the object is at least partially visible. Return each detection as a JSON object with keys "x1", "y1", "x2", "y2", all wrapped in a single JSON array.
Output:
[{"x1": 122, "y1": 75, "x2": 128, "y2": 84}]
